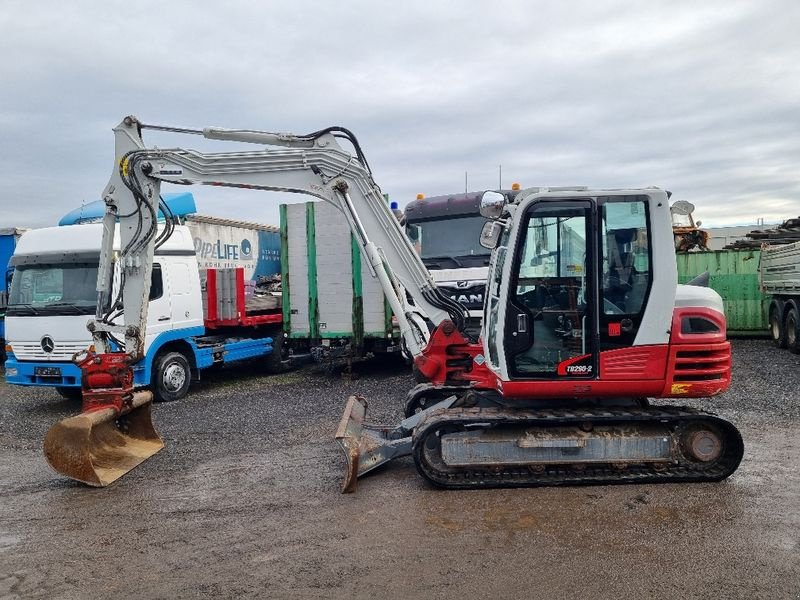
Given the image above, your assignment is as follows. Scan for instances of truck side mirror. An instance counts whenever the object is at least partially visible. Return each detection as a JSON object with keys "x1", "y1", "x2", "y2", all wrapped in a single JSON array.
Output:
[
  {"x1": 480, "y1": 191, "x2": 507, "y2": 219},
  {"x1": 479, "y1": 221, "x2": 503, "y2": 249}
]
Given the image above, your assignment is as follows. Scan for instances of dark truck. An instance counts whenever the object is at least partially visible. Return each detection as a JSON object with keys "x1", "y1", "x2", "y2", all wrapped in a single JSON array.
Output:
[{"x1": 404, "y1": 191, "x2": 493, "y2": 332}]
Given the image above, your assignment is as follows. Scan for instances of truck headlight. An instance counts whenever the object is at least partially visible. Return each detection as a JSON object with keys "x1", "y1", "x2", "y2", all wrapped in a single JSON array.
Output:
[{"x1": 6, "y1": 368, "x2": 17, "y2": 376}]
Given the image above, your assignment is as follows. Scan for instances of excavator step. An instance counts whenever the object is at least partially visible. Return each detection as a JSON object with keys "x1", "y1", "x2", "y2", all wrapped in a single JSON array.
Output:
[{"x1": 412, "y1": 406, "x2": 743, "y2": 489}]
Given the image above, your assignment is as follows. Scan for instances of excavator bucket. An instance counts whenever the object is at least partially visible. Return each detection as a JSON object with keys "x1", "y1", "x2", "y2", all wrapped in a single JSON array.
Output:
[
  {"x1": 43, "y1": 391, "x2": 163, "y2": 487},
  {"x1": 335, "y1": 394, "x2": 457, "y2": 493}
]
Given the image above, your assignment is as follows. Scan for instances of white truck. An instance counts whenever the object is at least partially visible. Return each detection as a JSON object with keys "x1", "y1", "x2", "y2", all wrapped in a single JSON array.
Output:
[
  {"x1": 5, "y1": 207, "x2": 283, "y2": 401},
  {"x1": 762, "y1": 240, "x2": 800, "y2": 352},
  {"x1": 5, "y1": 190, "x2": 402, "y2": 399}
]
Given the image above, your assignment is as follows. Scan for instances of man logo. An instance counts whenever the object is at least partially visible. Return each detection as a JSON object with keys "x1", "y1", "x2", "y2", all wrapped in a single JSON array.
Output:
[{"x1": 41, "y1": 336, "x2": 55, "y2": 353}]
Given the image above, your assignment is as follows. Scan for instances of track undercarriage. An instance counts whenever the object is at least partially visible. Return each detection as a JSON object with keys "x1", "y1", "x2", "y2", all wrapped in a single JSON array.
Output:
[{"x1": 336, "y1": 390, "x2": 744, "y2": 492}]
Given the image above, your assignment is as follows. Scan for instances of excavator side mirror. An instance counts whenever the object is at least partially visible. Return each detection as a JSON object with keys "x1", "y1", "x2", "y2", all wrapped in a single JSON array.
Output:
[
  {"x1": 479, "y1": 191, "x2": 507, "y2": 219},
  {"x1": 480, "y1": 221, "x2": 503, "y2": 249}
]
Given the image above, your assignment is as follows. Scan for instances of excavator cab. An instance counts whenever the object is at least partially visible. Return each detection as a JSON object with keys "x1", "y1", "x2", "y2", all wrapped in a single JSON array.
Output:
[{"x1": 484, "y1": 192, "x2": 656, "y2": 380}]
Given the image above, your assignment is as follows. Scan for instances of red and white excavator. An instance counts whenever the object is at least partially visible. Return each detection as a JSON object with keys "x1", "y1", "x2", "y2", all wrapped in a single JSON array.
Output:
[{"x1": 44, "y1": 116, "x2": 743, "y2": 490}]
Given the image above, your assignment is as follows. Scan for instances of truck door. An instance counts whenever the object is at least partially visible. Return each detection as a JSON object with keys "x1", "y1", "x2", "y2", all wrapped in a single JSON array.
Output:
[
  {"x1": 143, "y1": 263, "x2": 172, "y2": 352},
  {"x1": 505, "y1": 200, "x2": 596, "y2": 379}
]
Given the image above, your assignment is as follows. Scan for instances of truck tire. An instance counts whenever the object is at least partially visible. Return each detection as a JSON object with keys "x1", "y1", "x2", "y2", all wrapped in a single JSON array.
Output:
[
  {"x1": 769, "y1": 302, "x2": 787, "y2": 348},
  {"x1": 153, "y1": 351, "x2": 192, "y2": 402},
  {"x1": 786, "y1": 305, "x2": 800, "y2": 354},
  {"x1": 55, "y1": 386, "x2": 82, "y2": 401}
]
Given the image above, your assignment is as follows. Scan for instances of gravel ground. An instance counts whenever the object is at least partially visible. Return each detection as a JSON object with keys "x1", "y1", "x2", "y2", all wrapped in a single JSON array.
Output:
[{"x1": 0, "y1": 339, "x2": 798, "y2": 599}]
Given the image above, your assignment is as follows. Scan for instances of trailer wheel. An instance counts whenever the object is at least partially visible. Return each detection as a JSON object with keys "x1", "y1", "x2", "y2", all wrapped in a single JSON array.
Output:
[
  {"x1": 153, "y1": 351, "x2": 191, "y2": 402},
  {"x1": 786, "y1": 306, "x2": 800, "y2": 354},
  {"x1": 769, "y1": 302, "x2": 787, "y2": 348},
  {"x1": 264, "y1": 335, "x2": 285, "y2": 374}
]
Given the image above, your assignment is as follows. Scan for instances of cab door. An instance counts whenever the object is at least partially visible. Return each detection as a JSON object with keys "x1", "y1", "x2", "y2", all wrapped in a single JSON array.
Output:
[
  {"x1": 504, "y1": 200, "x2": 597, "y2": 379},
  {"x1": 597, "y1": 195, "x2": 653, "y2": 351}
]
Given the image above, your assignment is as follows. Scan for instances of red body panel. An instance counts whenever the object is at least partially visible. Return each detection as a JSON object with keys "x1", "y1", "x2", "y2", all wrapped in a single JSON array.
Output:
[{"x1": 416, "y1": 307, "x2": 731, "y2": 401}]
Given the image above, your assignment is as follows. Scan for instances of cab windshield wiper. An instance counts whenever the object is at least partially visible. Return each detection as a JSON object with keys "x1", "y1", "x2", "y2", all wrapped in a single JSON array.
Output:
[
  {"x1": 45, "y1": 302, "x2": 87, "y2": 314},
  {"x1": 423, "y1": 255, "x2": 464, "y2": 268},
  {"x1": 7, "y1": 303, "x2": 41, "y2": 315}
]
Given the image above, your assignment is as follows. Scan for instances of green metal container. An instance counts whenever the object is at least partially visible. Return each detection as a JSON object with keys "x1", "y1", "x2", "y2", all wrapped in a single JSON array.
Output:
[{"x1": 675, "y1": 249, "x2": 769, "y2": 336}]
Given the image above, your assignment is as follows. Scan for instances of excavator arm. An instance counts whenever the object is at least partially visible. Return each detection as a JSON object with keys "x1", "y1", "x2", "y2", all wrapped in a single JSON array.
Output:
[
  {"x1": 44, "y1": 116, "x2": 468, "y2": 487},
  {"x1": 97, "y1": 116, "x2": 467, "y2": 359}
]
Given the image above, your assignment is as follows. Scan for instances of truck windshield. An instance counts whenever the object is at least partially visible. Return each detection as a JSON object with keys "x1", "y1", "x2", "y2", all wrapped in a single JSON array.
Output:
[
  {"x1": 406, "y1": 215, "x2": 490, "y2": 266},
  {"x1": 7, "y1": 263, "x2": 98, "y2": 316}
]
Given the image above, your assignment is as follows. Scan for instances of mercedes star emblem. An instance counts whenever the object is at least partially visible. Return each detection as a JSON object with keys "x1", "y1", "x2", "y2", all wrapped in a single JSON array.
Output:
[{"x1": 41, "y1": 336, "x2": 55, "y2": 353}]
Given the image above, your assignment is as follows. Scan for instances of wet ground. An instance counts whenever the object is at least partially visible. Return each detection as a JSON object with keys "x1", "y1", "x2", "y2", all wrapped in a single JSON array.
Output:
[{"x1": 0, "y1": 340, "x2": 798, "y2": 599}]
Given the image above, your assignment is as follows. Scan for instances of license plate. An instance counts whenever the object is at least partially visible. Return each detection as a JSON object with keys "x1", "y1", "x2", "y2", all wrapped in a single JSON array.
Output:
[{"x1": 34, "y1": 366, "x2": 62, "y2": 377}]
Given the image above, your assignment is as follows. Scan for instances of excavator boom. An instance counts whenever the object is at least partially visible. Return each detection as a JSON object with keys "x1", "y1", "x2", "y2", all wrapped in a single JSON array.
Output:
[{"x1": 44, "y1": 116, "x2": 467, "y2": 486}]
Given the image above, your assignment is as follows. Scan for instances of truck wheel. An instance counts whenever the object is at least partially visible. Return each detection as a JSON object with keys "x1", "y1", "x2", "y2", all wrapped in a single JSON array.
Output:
[
  {"x1": 769, "y1": 303, "x2": 786, "y2": 348},
  {"x1": 55, "y1": 386, "x2": 82, "y2": 401},
  {"x1": 153, "y1": 351, "x2": 191, "y2": 402},
  {"x1": 786, "y1": 306, "x2": 800, "y2": 354}
]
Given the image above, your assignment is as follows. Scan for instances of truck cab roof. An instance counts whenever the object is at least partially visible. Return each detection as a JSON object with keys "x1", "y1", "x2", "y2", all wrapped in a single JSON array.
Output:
[{"x1": 11, "y1": 224, "x2": 195, "y2": 266}]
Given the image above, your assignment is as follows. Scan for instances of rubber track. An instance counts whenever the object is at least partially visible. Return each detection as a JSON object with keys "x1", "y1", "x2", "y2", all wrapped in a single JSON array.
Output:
[{"x1": 411, "y1": 406, "x2": 744, "y2": 489}]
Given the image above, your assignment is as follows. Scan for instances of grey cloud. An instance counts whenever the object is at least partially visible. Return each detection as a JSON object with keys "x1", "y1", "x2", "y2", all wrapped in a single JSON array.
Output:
[{"x1": 1, "y1": 0, "x2": 798, "y2": 229}]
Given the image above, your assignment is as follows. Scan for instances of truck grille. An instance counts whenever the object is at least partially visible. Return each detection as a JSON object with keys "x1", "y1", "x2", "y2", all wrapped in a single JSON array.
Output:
[
  {"x1": 438, "y1": 284, "x2": 486, "y2": 311},
  {"x1": 11, "y1": 342, "x2": 88, "y2": 362}
]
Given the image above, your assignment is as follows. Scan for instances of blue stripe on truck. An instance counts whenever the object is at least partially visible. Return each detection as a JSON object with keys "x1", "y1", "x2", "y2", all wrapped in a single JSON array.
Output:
[
  {"x1": 5, "y1": 326, "x2": 276, "y2": 389},
  {"x1": 131, "y1": 326, "x2": 207, "y2": 384},
  {"x1": 4, "y1": 353, "x2": 83, "y2": 387}
]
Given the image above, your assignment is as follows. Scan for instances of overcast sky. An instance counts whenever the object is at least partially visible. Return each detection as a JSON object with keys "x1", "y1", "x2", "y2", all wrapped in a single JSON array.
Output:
[{"x1": 1, "y1": 0, "x2": 798, "y2": 229}]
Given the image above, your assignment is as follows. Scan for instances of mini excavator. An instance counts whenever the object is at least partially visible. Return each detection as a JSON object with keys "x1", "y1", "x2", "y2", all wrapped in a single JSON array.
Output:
[{"x1": 44, "y1": 116, "x2": 742, "y2": 490}]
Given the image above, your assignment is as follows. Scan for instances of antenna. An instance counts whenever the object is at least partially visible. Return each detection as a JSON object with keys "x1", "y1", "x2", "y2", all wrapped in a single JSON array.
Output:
[
  {"x1": 465, "y1": 171, "x2": 468, "y2": 194},
  {"x1": 499, "y1": 165, "x2": 502, "y2": 188}
]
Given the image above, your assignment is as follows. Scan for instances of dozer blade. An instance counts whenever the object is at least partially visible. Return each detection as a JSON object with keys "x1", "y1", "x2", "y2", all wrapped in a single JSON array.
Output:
[
  {"x1": 43, "y1": 391, "x2": 164, "y2": 487},
  {"x1": 335, "y1": 394, "x2": 457, "y2": 493}
]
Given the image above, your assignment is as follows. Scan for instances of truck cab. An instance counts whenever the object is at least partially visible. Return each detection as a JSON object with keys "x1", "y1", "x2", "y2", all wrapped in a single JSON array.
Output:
[{"x1": 404, "y1": 191, "x2": 492, "y2": 332}]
